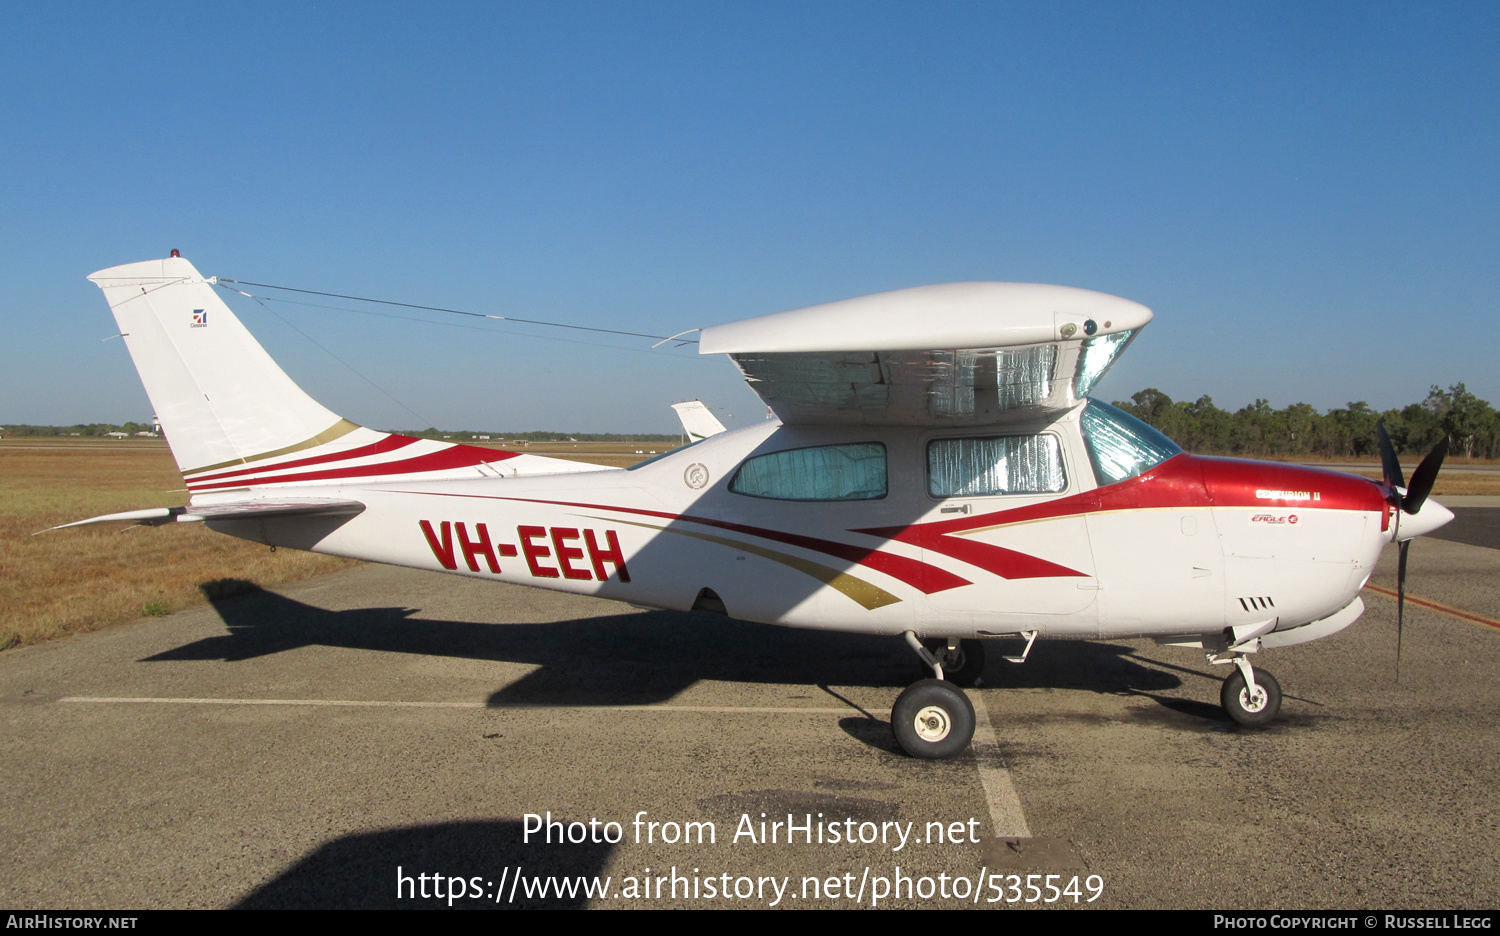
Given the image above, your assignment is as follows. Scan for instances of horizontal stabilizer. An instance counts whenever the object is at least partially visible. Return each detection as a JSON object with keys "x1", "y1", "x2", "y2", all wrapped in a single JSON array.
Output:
[{"x1": 42, "y1": 498, "x2": 366, "y2": 532}]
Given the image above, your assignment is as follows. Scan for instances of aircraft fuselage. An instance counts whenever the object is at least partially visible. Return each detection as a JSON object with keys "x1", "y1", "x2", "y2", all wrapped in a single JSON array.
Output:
[{"x1": 209, "y1": 407, "x2": 1396, "y2": 648}]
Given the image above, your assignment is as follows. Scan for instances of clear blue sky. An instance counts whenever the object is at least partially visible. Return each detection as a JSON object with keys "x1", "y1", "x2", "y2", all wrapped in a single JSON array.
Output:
[{"x1": 3, "y1": 2, "x2": 1496, "y2": 433}]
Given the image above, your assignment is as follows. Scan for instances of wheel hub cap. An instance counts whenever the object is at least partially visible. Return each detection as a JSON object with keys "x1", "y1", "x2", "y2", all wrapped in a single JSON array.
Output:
[
  {"x1": 913, "y1": 705, "x2": 952, "y2": 742},
  {"x1": 1239, "y1": 686, "x2": 1268, "y2": 713}
]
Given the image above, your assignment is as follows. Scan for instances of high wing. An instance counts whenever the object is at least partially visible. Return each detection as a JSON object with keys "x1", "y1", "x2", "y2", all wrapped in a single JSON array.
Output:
[{"x1": 697, "y1": 282, "x2": 1152, "y2": 427}]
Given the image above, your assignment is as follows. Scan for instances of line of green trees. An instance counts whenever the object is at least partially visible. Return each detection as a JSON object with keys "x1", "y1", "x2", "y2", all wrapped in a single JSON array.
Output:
[
  {"x1": 9, "y1": 383, "x2": 1497, "y2": 458},
  {"x1": 0, "y1": 424, "x2": 681, "y2": 443},
  {"x1": 1111, "y1": 383, "x2": 1498, "y2": 459}
]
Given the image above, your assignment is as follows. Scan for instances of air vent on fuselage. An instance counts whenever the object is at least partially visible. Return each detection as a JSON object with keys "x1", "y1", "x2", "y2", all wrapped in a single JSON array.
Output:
[{"x1": 1237, "y1": 596, "x2": 1275, "y2": 613}]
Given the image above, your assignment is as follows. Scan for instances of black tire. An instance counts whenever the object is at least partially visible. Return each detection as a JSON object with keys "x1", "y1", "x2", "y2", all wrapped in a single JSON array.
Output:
[
  {"x1": 924, "y1": 638, "x2": 987, "y2": 686},
  {"x1": 892, "y1": 679, "x2": 976, "y2": 759},
  {"x1": 1221, "y1": 668, "x2": 1282, "y2": 726}
]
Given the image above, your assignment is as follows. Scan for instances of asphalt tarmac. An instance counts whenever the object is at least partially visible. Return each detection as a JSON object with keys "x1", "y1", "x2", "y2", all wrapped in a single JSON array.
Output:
[
  {"x1": 1, "y1": 533, "x2": 1497, "y2": 910},
  {"x1": 1431, "y1": 507, "x2": 1500, "y2": 551}
]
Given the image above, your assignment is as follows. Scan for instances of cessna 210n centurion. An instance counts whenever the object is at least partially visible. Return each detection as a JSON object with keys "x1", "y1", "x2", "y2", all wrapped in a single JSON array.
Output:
[{"x1": 63, "y1": 255, "x2": 1453, "y2": 759}]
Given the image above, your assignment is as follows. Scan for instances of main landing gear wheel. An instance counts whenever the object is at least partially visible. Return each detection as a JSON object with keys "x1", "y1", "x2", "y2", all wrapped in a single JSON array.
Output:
[
  {"x1": 927, "y1": 639, "x2": 986, "y2": 687},
  {"x1": 892, "y1": 679, "x2": 976, "y2": 760},
  {"x1": 1221, "y1": 668, "x2": 1282, "y2": 726}
]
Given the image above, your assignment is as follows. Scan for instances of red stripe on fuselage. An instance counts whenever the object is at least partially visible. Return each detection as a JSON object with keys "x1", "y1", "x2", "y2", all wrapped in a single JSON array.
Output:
[
  {"x1": 187, "y1": 443, "x2": 516, "y2": 491},
  {"x1": 389, "y1": 492, "x2": 973, "y2": 595},
  {"x1": 1194, "y1": 456, "x2": 1388, "y2": 512},
  {"x1": 376, "y1": 455, "x2": 1390, "y2": 592},
  {"x1": 856, "y1": 454, "x2": 1389, "y2": 565},
  {"x1": 185, "y1": 434, "x2": 423, "y2": 485}
]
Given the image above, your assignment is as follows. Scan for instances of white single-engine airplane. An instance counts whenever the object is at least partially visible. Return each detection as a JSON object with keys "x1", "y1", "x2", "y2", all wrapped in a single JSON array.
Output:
[{"x1": 60, "y1": 254, "x2": 1454, "y2": 759}]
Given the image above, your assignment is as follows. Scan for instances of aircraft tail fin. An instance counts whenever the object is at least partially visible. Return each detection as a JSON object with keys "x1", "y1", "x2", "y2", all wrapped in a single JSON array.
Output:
[
  {"x1": 87, "y1": 255, "x2": 602, "y2": 493},
  {"x1": 89, "y1": 256, "x2": 354, "y2": 476},
  {"x1": 671, "y1": 400, "x2": 727, "y2": 441}
]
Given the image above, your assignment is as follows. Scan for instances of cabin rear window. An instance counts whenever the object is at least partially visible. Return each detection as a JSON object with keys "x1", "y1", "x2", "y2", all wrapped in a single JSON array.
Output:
[
  {"x1": 927, "y1": 434, "x2": 1066, "y2": 497},
  {"x1": 1079, "y1": 398, "x2": 1182, "y2": 485},
  {"x1": 729, "y1": 443, "x2": 887, "y2": 501}
]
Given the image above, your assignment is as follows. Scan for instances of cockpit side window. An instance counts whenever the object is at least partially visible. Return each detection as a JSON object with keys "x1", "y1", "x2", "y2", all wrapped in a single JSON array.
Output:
[
  {"x1": 1079, "y1": 398, "x2": 1183, "y2": 486},
  {"x1": 729, "y1": 443, "x2": 887, "y2": 501},
  {"x1": 927, "y1": 434, "x2": 1066, "y2": 497}
]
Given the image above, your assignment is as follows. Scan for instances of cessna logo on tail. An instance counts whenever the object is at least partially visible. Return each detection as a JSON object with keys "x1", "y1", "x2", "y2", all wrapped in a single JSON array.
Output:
[
  {"x1": 419, "y1": 520, "x2": 630, "y2": 582},
  {"x1": 190, "y1": 309, "x2": 207, "y2": 327}
]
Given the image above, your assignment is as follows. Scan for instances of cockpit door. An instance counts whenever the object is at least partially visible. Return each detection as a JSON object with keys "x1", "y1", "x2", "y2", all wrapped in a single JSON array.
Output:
[{"x1": 915, "y1": 428, "x2": 1100, "y2": 637}]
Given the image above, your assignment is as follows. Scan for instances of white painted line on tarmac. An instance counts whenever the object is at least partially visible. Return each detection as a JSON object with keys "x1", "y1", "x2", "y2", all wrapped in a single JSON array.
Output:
[
  {"x1": 58, "y1": 696, "x2": 863, "y2": 715},
  {"x1": 970, "y1": 694, "x2": 1032, "y2": 839}
]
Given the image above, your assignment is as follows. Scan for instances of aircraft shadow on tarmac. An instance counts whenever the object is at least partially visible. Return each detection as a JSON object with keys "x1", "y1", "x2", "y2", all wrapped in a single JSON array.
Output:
[
  {"x1": 142, "y1": 581, "x2": 1185, "y2": 711},
  {"x1": 234, "y1": 819, "x2": 613, "y2": 909}
]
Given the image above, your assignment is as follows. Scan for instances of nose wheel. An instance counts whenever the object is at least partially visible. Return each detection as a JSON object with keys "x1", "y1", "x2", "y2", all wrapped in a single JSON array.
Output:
[{"x1": 1220, "y1": 659, "x2": 1282, "y2": 726}]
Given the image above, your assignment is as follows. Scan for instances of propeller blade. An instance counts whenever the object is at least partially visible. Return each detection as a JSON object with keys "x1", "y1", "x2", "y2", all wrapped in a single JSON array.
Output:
[
  {"x1": 1377, "y1": 421, "x2": 1406, "y2": 496},
  {"x1": 1396, "y1": 539, "x2": 1409, "y2": 684},
  {"x1": 1402, "y1": 436, "x2": 1449, "y2": 515}
]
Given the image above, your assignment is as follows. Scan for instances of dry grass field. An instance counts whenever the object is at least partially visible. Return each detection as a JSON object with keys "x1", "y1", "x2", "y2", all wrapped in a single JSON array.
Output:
[
  {"x1": 1267, "y1": 454, "x2": 1500, "y2": 497},
  {"x1": 0, "y1": 438, "x2": 667, "y2": 651},
  {"x1": 0, "y1": 440, "x2": 358, "y2": 650},
  {"x1": 1349, "y1": 469, "x2": 1500, "y2": 497},
  {"x1": 1, "y1": 437, "x2": 1494, "y2": 653}
]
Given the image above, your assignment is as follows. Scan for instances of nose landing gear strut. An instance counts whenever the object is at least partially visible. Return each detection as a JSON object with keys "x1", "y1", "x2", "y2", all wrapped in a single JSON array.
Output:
[{"x1": 1213, "y1": 653, "x2": 1283, "y2": 726}]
